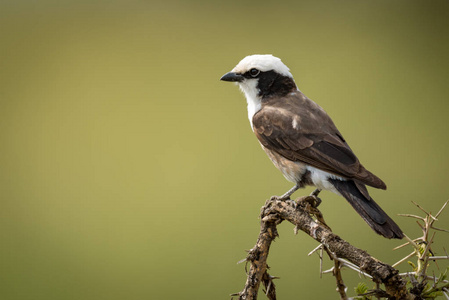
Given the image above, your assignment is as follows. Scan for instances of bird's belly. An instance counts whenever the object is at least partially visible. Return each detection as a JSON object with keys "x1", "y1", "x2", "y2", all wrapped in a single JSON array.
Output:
[
  {"x1": 261, "y1": 145, "x2": 307, "y2": 183},
  {"x1": 261, "y1": 144, "x2": 344, "y2": 194},
  {"x1": 305, "y1": 165, "x2": 342, "y2": 194}
]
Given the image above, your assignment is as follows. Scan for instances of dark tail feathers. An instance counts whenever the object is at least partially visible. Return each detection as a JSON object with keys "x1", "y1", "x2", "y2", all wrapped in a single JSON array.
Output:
[{"x1": 329, "y1": 179, "x2": 404, "y2": 239}]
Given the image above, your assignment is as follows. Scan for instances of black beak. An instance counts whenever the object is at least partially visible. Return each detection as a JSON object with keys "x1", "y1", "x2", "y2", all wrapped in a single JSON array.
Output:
[{"x1": 220, "y1": 72, "x2": 244, "y2": 82}]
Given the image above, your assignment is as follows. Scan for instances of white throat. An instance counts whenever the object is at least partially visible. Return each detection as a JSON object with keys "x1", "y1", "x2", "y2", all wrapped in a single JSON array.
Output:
[{"x1": 238, "y1": 80, "x2": 262, "y2": 130}]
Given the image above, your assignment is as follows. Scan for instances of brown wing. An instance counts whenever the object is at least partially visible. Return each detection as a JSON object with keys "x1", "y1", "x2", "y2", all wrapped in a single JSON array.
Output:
[{"x1": 253, "y1": 92, "x2": 386, "y2": 189}]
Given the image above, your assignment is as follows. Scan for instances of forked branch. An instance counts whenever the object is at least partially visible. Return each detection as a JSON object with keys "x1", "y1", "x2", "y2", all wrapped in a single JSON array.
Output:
[{"x1": 232, "y1": 196, "x2": 413, "y2": 300}]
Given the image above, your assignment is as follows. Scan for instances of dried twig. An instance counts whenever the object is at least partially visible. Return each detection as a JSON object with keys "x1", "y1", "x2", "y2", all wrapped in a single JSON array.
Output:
[{"x1": 333, "y1": 258, "x2": 347, "y2": 300}]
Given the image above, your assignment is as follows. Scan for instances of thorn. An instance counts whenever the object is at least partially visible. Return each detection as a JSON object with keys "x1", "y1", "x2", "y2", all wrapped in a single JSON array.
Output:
[
  {"x1": 435, "y1": 199, "x2": 449, "y2": 218},
  {"x1": 237, "y1": 258, "x2": 247, "y2": 264},
  {"x1": 322, "y1": 266, "x2": 334, "y2": 274},
  {"x1": 393, "y1": 241, "x2": 411, "y2": 250},
  {"x1": 403, "y1": 234, "x2": 421, "y2": 250},
  {"x1": 412, "y1": 200, "x2": 431, "y2": 215},
  {"x1": 393, "y1": 237, "x2": 422, "y2": 251},
  {"x1": 427, "y1": 256, "x2": 449, "y2": 260},
  {"x1": 392, "y1": 251, "x2": 416, "y2": 268},
  {"x1": 431, "y1": 226, "x2": 449, "y2": 233},
  {"x1": 442, "y1": 288, "x2": 449, "y2": 300},
  {"x1": 416, "y1": 220, "x2": 425, "y2": 231},
  {"x1": 320, "y1": 247, "x2": 323, "y2": 279},
  {"x1": 398, "y1": 213, "x2": 426, "y2": 221},
  {"x1": 308, "y1": 244, "x2": 323, "y2": 256},
  {"x1": 265, "y1": 281, "x2": 271, "y2": 295}
]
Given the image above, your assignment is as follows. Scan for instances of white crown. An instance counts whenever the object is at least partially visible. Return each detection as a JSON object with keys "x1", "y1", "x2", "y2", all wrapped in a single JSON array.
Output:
[{"x1": 232, "y1": 54, "x2": 293, "y2": 78}]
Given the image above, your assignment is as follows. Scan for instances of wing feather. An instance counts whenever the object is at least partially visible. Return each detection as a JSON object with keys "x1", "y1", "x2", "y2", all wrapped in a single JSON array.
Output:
[{"x1": 253, "y1": 92, "x2": 386, "y2": 189}]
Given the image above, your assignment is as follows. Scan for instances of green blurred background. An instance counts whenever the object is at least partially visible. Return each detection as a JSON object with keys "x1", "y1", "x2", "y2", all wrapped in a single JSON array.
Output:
[{"x1": 1, "y1": 0, "x2": 448, "y2": 299}]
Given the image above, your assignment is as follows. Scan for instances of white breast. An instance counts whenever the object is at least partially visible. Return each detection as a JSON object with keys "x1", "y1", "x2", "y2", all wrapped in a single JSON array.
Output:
[{"x1": 238, "y1": 80, "x2": 262, "y2": 130}]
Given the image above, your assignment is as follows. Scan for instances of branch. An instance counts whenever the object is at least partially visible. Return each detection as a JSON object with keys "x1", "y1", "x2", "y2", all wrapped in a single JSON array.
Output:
[
  {"x1": 233, "y1": 196, "x2": 414, "y2": 300},
  {"x1": 231, "y1": 201, "x2": 280, "y2": 300},
  {"x1": 332, "y1": 254, "x2": 348, "y2": 299}
]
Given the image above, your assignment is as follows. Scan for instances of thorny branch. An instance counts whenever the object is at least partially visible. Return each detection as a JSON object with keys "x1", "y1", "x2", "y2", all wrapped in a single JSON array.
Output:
[
  {"x1": 331, "y1": 252, "x2": 348, "y2": 299},
  {"x1": 231, "y1": 197, "x2": 449, "y2": 300},
  {"x1": 393, "y1": 200, "x2": 449, "y2": 298}
]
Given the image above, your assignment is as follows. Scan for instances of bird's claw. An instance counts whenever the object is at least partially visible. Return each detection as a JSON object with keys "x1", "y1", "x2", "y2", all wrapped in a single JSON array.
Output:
[
  {"x1": 296, "y1": 195, "x2": 321, "y2": 208},
  {"x1": 310, "y1": 195, "x2": 322, "y2": 208}
]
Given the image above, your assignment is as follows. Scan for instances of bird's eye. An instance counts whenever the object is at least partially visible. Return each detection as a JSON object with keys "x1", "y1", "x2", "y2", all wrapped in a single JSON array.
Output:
[{"x1": 249, "y1": 68, "x2": 260, "y2": 77}]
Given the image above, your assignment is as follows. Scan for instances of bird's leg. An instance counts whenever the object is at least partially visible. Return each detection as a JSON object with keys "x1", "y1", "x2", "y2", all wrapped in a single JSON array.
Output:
[
  {"x1": 310, "y1": 188, "x2": 321, "y2": 197},
  {"x1": 271, "y1": 183, "x2": 302, "y2": 201}
]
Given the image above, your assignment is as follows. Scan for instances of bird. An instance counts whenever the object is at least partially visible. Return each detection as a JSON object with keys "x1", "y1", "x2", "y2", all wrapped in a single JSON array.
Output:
[{"x1": 220, "y1": 54, "x2": 403, "y2": 239}]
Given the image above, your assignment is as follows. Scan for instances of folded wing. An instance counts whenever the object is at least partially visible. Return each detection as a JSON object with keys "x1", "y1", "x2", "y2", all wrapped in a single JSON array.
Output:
[{"x1": 253, "y1": 93, "x2": 386, "y2": 190}]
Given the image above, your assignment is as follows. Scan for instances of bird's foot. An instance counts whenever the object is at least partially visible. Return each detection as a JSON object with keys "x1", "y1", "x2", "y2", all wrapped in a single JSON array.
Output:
[
  {"x1": 269, "y1": 195, "x2": 297, "y2": 211},
  {"x1": 308, "y1": 195, "x2": 322, "y2": 208},
  {"x1": 302, "y1": 189, "x2": 322, "y2": 208},
  {"x1": 294, "y1": 194, "x2": 330, "y2": 230},
  {"x1": 270, "y1": 194, "x2": 290, "y2": 201},
  {"x1": 296, "y1": 194, "x2": 321, "y2": 209}
]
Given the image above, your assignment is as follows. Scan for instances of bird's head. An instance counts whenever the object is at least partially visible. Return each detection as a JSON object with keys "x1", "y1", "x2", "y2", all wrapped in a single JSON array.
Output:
[{"x1": 220, "y1": 54, "x2": 297, "y2": 99}]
